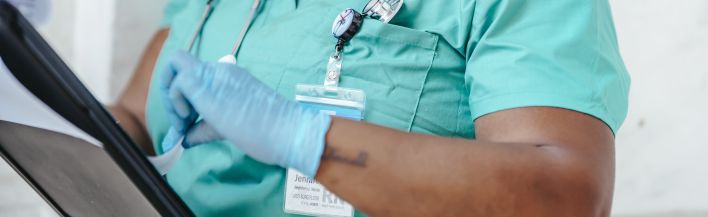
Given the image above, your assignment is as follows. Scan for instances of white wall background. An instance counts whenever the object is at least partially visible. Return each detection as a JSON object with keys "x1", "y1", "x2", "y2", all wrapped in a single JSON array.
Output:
[
  {"x1": 611, "y1": 0, "x2": 708, "y2": 216},
  {"x1": 0, "y1": 0, "x2": 706, "y2": 216}
]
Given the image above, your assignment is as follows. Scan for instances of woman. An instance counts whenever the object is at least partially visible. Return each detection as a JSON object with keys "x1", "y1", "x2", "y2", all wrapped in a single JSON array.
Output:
[{"x1": 110, "y1": 0, "x2": 630, "y2": 216}]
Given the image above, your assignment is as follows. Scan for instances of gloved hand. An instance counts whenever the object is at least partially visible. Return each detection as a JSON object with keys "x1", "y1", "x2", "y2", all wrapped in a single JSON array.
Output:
[{"x1": 160, "y1": 51, "x2": 332, "y2": 177}]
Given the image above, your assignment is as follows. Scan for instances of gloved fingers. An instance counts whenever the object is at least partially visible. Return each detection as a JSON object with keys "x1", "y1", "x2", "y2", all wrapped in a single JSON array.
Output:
[
  {"x1": 160, "y1": 58, "x2": 180, "y2": 131},
  {"x1": 168, "y1": 80, "x2": 198, "y2": 133},
  {"x1": 162, "y1": 84, "x2": 191, "y2": 134},
  {"x1": 160, "y1": 51, "x2": 200, "y2": 92},
  {"x1": 169, "y1": 51, "x2": 202, "y2": 78},
  {"x1": 170, "y1": 66, "x2": 210, "y2": 113},
  {"x1": 160, "y1": 127, "x2": 183, "y2": 153},
  {"x1": 161, "y1": 51, "x2": 203, "y2": 133},
  {"x1": 159, "y1": 56, "x2": 176, "y2": 91},
  {"x1": 183, "y1": 121, "x2": 223, "y2": 148}
]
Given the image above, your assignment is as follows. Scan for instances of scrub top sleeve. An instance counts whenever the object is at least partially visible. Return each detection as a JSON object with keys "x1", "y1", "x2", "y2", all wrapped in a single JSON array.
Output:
[
  {"x1": 465, "y1": 0, "x2": 631, "y2": 134},
  {"x1": 159, "y1": 0, "x2": 190, "y2": 27}
]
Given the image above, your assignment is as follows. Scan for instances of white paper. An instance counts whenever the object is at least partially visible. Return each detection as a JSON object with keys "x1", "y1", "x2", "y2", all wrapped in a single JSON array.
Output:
[
  {"x1": 0, "y1": 60, "x2": 181, "y2": 174},
  {"x1": 145, "y1": 135, "x2": 183, "y2": 176},
  {"x1": 0, "y1": 60, "x2": 101, "y2": 146}
]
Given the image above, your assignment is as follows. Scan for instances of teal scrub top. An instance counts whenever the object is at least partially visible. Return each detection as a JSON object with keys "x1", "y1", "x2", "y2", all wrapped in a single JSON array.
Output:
[{"x1": 146, "y1": 0, "x2": 630, "y2": 216}]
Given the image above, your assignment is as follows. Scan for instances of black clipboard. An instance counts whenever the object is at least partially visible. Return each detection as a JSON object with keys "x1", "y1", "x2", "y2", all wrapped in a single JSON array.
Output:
[{"x1": 0, "y1": 2, "x2": 193, "y2": 216}]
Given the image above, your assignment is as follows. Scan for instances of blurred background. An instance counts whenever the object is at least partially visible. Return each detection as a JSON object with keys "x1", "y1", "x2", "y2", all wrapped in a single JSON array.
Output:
[{"x1": 1, "y1": 0, "x2": 707, "y2": 216}]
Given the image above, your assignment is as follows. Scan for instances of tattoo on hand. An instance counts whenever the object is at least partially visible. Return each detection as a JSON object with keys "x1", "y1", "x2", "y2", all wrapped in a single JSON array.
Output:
[{"x1": 323, "y1": 147, "x2": 368, "y2": 167}]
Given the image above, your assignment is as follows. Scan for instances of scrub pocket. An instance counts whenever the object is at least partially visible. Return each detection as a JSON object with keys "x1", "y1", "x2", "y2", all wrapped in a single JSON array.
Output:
[
  {"x1": 340, "y1": 19, "x2": 439, "y2": 131},
  {"x1": 243, "y1": 4, "x2": 439, "y2": 131}
]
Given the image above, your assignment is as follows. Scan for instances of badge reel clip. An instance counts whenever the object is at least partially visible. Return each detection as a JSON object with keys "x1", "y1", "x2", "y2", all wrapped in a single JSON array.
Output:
[
  {"x1": 362, "y1": 0, "x2": 404, "y2": 23},
  {"x1": 295, "y1": 8, "x2": 366, "y2": 121}
]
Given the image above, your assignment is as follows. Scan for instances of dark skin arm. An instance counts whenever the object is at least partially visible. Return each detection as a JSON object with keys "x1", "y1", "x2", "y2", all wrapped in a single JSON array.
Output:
[
  {"x1": 107, "y1": 28, "x2": 170, "y2": 155},
  {"x1": 106, "y1": 23, "x2": 613, "y2": 217},
  {"x1": 316, "y1": 107, "x2": 615, "y2": 217}
]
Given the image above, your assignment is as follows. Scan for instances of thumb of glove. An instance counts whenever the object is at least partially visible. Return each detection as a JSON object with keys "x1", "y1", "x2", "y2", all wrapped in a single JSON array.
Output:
[
  {"x1": 183, "y1": 121, "x2": 223, "y2": 148},
  {"x1": 160, "y1": 127, "x2": 183, "y2": 153}
]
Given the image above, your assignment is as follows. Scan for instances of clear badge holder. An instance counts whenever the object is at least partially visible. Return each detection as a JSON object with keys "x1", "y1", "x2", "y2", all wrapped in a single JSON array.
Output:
[
  {"x1": 295, "y1": 84, "x2": 366, "y2": 121},
  {"x1": 295, "y1": 53, "x2": 366, "y2": 121},
  {"x1": 284, "y1": 54, "x2": 364, "y2": 217}
]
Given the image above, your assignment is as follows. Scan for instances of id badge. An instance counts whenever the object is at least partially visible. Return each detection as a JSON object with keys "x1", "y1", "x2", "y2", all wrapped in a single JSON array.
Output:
[{"x1": 283, "y1": 84, "x2": 365, "y2": 217}]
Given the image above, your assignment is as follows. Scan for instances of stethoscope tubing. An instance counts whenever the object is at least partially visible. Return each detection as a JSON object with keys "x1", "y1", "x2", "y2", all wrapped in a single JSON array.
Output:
[
  {"x1": 187, "y1": 1, "x2": 213, "y2": 52},
  {"x1": 186, "y1": 0, "x2": 261, "y2": 61},
  {"x1": 230, "y1": 0, "x2": 261, "y2": 57}
]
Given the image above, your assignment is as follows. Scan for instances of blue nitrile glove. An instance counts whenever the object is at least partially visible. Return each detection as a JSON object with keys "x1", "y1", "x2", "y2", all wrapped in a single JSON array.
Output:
[
  {"x1": 160, "y1": 51, "x2": 332, "y2": 177},
  {"x1": 160, "y1": 127, "x2": 182, "y2": 153},
  {"x1": 159, "y1": 51, "x2": 201, "y2": 153}
]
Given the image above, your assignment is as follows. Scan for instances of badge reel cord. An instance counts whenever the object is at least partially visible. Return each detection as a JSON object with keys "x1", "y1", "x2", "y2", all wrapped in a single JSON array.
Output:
[
  {"x1": 148, "y1": 0, "x2": 261, "y2": 175},
  {"x1": 324, "y1": 0, "x2": 403, "y2": 88}
]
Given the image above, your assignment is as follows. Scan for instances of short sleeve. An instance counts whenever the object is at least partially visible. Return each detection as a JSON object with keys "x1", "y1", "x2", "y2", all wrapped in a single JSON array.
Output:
[
  {"x1": 466, "y1": 0, "x2": 631, "y2": 133},
  {"x1": 159, "y1": 0, "x2": 190, "y2": 27}
]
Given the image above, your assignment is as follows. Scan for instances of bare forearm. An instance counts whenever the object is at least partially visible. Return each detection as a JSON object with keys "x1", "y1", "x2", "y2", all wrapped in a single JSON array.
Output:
[
  {"x1": 316, "y1": 110, "x2": 614, "y2": 216},
  {"x1": 107, "y1": 28, "x2": 170, "y2": 155},
  {"x1": 108, "y1": 105, "x2": 153, "y2": 154}
]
